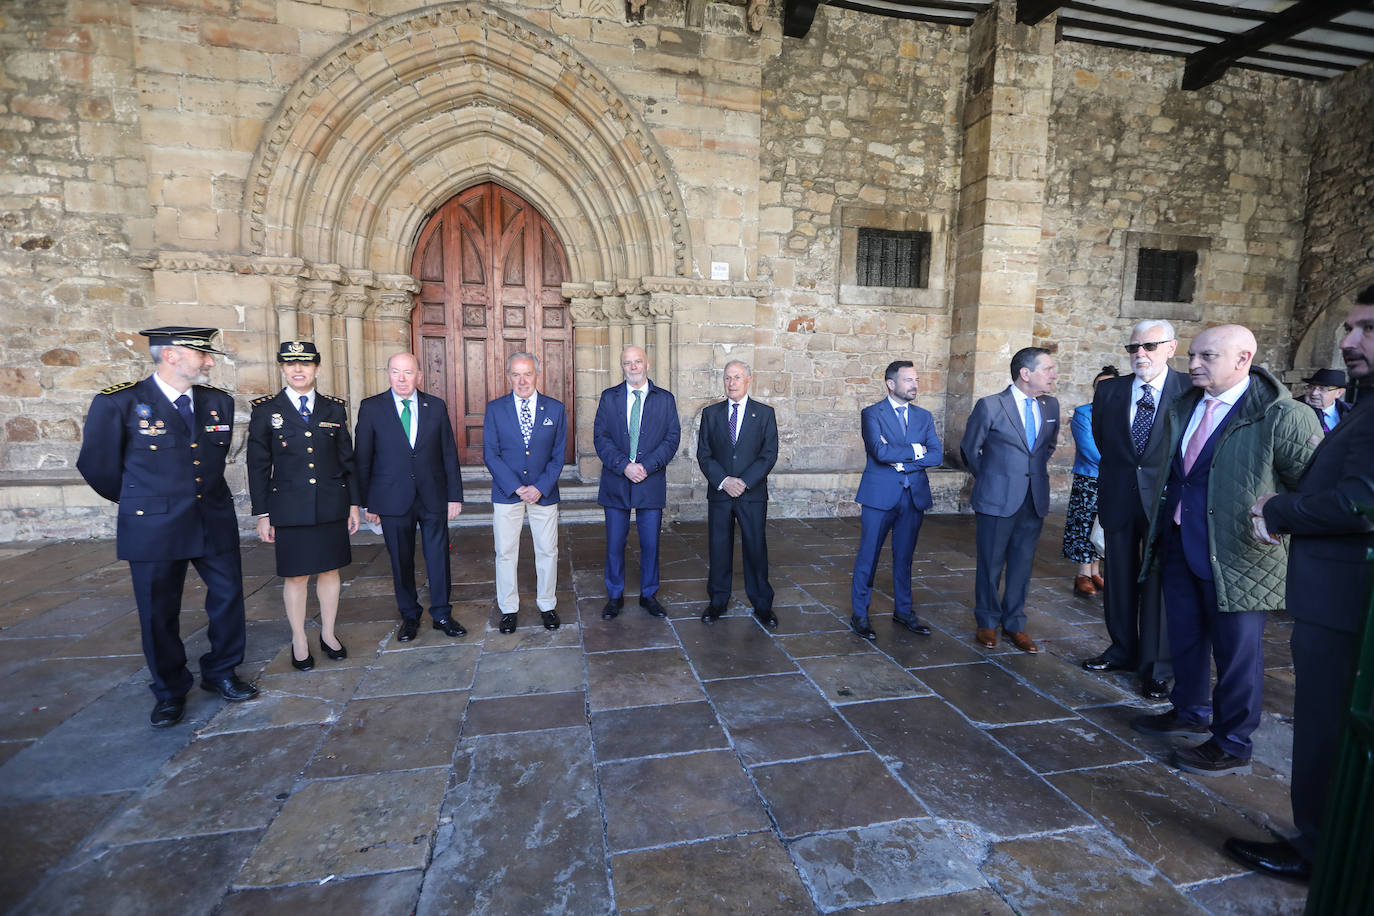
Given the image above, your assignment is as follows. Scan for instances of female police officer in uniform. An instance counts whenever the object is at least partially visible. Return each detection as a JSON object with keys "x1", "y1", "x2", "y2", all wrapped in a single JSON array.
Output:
[{"x1": 246, "y1": 341, "x2": 360, "y2": 670}]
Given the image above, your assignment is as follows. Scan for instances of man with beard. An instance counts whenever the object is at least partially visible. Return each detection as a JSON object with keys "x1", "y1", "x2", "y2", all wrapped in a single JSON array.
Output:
[
  {"x1": 1225, "y1": 285, "x2": 1374, "y2": 880},
  {"x1": 78, "y1": 327, "x2": 257, "y2": 728}
]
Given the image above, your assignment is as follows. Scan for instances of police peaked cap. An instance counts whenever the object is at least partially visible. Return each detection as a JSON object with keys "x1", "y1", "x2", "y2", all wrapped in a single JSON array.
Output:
[{"x1": 139, "y1": 326, "x2": 226, "y2": 354}]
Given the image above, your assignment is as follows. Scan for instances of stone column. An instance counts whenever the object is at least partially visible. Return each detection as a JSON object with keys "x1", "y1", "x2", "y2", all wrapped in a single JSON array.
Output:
[
  {"x1": 271, "y1": 277, "x2": 302, "y2": 347},
  {"x1": 338, "y1": 286, "x2": 370, "y2": 415},
  {"x1": 569, "y1": 296, "x2": 606, "y2": 479},
  {"x1": 301, "y1": 280, "x2": 338, "y2": 393},
  {"x1": 647, "y1": 293, "x2": 675, "y2": 386},
  {"x1": 602, "y1": 295, "x2": 628, "y2": 367},
  {"x1": 947, "y1": 0, "x2": 1054, "y2": 457},
  {"x1": 626, "y1": 294, "x2": 649, "y2": 354},
  {"x1": 367, "y1": 290, "x2": 415, "y2": 388}
]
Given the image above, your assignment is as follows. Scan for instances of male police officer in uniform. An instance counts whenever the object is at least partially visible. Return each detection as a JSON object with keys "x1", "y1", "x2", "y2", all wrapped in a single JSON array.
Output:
[{"x1": 78, "y1": 327, "x2": 257, "y2": 728}]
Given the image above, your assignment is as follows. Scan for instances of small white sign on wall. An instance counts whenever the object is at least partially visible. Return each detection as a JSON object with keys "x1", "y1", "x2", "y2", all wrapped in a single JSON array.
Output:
[{"x1": 710, "y1": 261, "x2": 729, "y2": 281}]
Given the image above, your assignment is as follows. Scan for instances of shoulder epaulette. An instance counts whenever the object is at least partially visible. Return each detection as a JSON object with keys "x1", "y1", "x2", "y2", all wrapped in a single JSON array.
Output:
[
  {"x1": 197, "y1": 384, "x2": 228, "y2": 394},
  {"x1": 321, "y1": 393, "x2": 346, "y2": 404},
  {"x1": 99, "y1": 380, "x2": 137, "y2": 395},
  {"x1": 250, "y1": 394, "x2": 275, "y2": 406}
]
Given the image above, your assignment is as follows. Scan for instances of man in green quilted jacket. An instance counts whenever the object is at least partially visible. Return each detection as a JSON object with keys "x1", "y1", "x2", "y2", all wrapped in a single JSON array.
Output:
[{"x1": 1132, "y1": 324, "x2": 1321, "y2": 777}]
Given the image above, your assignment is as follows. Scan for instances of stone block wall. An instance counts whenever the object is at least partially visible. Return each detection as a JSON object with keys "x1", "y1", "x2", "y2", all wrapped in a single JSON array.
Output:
[
  {"x1": 756, "y1": 6, "x2": 967, "y2": 478},
  {"x1": 1039, "y1": 43, "x2": 1316, "y2": 421},
  {"x1": 1293, "y1": 62, "x2": 1374, "y2": 371}
]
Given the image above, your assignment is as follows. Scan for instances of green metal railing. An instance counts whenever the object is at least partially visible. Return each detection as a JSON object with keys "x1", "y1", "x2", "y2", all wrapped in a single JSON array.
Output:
[{"x1": 1306, "y1": 504, "x2": 1374, "y2": 914}]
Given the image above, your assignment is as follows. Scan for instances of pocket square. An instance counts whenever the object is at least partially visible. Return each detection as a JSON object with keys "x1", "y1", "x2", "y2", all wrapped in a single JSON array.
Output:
[{"x1": 542, "y1": 417, "x2": 554, "y2": 425}]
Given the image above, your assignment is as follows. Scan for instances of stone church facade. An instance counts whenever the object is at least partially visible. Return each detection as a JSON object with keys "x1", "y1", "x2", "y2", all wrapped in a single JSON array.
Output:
[{"x1": 1, "y1": 0, "x2": 1370, "y2": 540}]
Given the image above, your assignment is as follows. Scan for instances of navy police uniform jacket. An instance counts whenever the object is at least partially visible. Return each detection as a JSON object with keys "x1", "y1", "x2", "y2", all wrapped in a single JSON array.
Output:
[
  {"x1": 246, "y1": 390, "x2": 360, "y2": 526},
  {"x1": 77, "y1": 377, "x2": 238, "y2": 562}
]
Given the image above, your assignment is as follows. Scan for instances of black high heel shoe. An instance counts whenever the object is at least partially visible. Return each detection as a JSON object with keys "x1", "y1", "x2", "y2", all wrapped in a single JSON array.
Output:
[
  {"x1": 291, "y1": 648, "x2": 315, "y2": 671},
  {"x1": 319, "y1": 636, "x2": 347, "y2": 661}
]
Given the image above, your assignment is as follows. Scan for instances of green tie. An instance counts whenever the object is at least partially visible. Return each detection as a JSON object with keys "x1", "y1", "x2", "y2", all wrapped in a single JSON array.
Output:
[
  {"x1": 401, "y1": 398, "x2": 412, "y2": 442},
  {"x1": 628, "y1": 389, "x2": 642, "y2": 461}
]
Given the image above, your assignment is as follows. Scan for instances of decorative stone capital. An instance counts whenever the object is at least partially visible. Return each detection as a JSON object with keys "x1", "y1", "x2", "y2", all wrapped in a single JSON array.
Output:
[
  {"x1": 647, "y1": 293, "x2": 678, "y2": 319},
  {"x1": 301, "y1": 280, "x2": 337, "y2": 316},
  {"x1": 625, "y1": 294, "x2": 651, "y2": 319},
  {"x1": 338, "y1": 287, "x2": 371, "y2": 319},
  {"x1": 376, "y1": 273, "x2": 420, "y2": 294},
  {"x1": 601, "y1": 296, "x2": 628, "y2": 322},
  {"x1": 568, "y1": 297, "x2": 604, "y2": 323},
  {"x1": 270, "y1": 276, "x2": 304, "y2": 310},
  {"x1": 368, "y1": 289, "x2": 415, "y2": 321}
]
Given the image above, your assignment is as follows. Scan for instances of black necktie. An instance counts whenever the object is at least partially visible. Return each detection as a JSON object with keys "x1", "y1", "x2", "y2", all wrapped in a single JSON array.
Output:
[
  {"x1": 174, "y1": 394, "x2": 195, "y2": 440},
  {"x1": 730, "y1": 402, "x2": 739, "y2": 445},
  {"x1": 1131, "y1": 386, "x2": 1155, "y2": 455}
]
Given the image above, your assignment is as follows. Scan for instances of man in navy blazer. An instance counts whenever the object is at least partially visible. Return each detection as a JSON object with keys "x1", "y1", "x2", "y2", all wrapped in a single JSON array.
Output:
[
  {"x1": 1085, "y1": 319, "x2": 1188, "y2": 699},
  {"x1": 483, "y1": 352, "x2": 567, "y2": 634},
  {"x1": 697, "y1": 360, "x2": 779, "y2": 627},
  {"x1": 594, "y1": 345, "x2": 681, "y2": 619},
  {"x1": 848, "y1": 360, "x2": 944, "y2": 640},
  {"x1": 1225, "y1": 291, "x2": 1374, "y2": 880},
  {"x1": 78, "y1": 327, "x2": 258, "y2": 728},
  {"x1": 355, "y1": 352, "x2": 466, "y2": 642},
  {"x1": 960, "y1": 347, "x2": 1060, "y2": 653}
]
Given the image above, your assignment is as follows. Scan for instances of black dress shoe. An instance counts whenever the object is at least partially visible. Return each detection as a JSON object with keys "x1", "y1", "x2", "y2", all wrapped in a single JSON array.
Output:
[
  {"x1": 319, "y1": 636, "x2": 347, "y2": 660},
  {"x1": 397, "y1": 617, "x2": 420, "y2": 641},
  {"x1": 702, "y1": 604, "x2": 726, "y2": 623},
  {"x1": 892, "y1": 615, "x2": 932, "y2": 636},
  {"x1": 1082, "y1": 654, "x2": 1127, "y2": 672},
  {"x1": 150, "y1": 696, "x2": 186, "y2": 728},
  {"x1": 640, "y1": 595, "x2": 667, "y2": 617},
  {"x1": 541, "y1": 610, "x2": 560, "y2": 631},
  {"x1": 499, "y1": 613, "x2": 518, "y2": 634},
  {"x1": 433, "y1": 617, "x2": 467, "y2": 638},
  {"x1": 1141, "y1": 677, "x2": 1170, "y2": 700},
  {"x1": 201, "y1": 675, "x2": 258, "y2": 702},
  {"x1": 291, "y1": 649, "x2": 315, "y2": 671},
  {"x1": 602, "y1": 597, "x2": 623, "y2": 620},
  {"x1": 754, "y1": 608, "x2": 778, "y2": 628},
  {"x1": 850, "y1": 615, "x2": 877, "y2": 640},
  {"x1": 1223, "y1": 837, "x2": 1311, "y2": 882}
]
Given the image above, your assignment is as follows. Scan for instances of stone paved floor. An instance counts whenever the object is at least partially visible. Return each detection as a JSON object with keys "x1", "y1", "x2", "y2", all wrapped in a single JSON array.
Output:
[{"x1": 0, "y1": 515, "x2": 1312, "y2": 914}]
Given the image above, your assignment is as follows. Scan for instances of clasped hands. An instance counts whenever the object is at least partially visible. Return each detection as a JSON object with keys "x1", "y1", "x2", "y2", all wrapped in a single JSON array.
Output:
[
  {"x1": 624, "y1": 461, "x2": 649, "y2": 484},
  {"x1": 1249, "y1": 492, "x2": 1279, "y2": 546}
]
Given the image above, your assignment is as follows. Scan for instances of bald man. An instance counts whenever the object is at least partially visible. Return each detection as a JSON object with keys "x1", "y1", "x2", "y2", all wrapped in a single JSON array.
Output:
[{"x1": 1133, "y1": 325, "x2": 1319, "y2": 777}]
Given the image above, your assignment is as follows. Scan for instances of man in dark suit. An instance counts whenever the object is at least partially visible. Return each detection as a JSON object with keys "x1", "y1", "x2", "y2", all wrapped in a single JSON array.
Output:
[
  {"x1": 483, "y1": 352, "x2": 567, "y2": 634},
  {"x1": 959, "y1": 347, "x2": 1059, "y2": 654},
  {"x1": 1084, "y1": 319, "x2": 1188, "y2": 699},
  {"x1": 77, "y1": 326, "x2": 257, "y2": 728},
  {"x1": 1133, "y1": 324, "x2": 1318, "y2": 777},
  {"x1": 697, "y1": 360, "x2": 779, "y2": 627},
  {"x1": 594, "y1": 345, "x2": 681, "y2": 619},
  {"x1": 1299, "y1": 367, "x2": 1350, "y2": 432},
  {"x1": 1225, "y1": 288, "x2": 1374, "y2": 880},
  {"x1": 848, "y1": 360, "x2": 944, "y2": 640},
  {"x1": 355, "y1": 351, "x2": 466, "y2": 642}
]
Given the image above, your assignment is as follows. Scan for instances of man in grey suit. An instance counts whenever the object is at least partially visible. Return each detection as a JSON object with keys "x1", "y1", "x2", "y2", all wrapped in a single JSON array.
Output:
[
  {"x1": 1225, "y1": 286, "x2": 1374, "y2": 880},
  {"x1": 960, "y1": 347, "x2": 1060, "y2": 653},
  {"x1": 1083, "y1": 319, "x2": 1188, "y2": 699}
]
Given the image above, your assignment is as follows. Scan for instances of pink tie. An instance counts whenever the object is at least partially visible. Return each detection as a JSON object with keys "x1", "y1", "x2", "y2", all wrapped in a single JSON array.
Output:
[{"x1": 1174, "y1": 397, "x2": 1221, "y2": 524}]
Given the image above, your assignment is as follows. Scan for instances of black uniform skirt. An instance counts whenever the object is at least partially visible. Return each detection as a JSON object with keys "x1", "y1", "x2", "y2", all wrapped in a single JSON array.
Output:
[{"x1": 274, "y1": 520, "x2": 352, "y2": 578}]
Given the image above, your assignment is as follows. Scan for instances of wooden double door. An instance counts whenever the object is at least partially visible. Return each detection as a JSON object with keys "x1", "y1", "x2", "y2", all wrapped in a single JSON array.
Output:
[{"x1": 410, "y1": 183, "x2": 574, "y2": 466}]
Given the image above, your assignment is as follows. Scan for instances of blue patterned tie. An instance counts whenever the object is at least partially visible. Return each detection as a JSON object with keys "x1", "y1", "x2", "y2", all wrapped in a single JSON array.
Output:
[
  {"x1": 1023, "y1": 397, "x2": 1036, "y2": 450},
  {"x1": 174, "y1": 394, "x2": 195, "y2": 441},
  {"x1": 1131, "y1": 385, "x2": 1155, "y2": 455},
  {"x1": 519, "y1": 398, "x2": 533, "y2": 446},
  {"x1": 298, "y1": 395, "x2": 310, "y2": 423},
  {"x1": 729, "y1": 402, "x2": 739, "y2": 445}
]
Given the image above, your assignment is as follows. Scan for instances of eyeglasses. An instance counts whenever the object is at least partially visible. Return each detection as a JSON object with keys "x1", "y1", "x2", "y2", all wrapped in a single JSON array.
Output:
[{"x1": 1124, "y1": 339, "x2": 1174, "y2": 354}]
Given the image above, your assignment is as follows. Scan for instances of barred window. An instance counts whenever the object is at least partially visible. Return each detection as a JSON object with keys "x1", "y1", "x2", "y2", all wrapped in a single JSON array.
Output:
[
  {"x1": 856, "y1": 229, "x2": 930, "y2": 289},
  {"x1": 1134, "y1": 248, "x2": 1197, "y2": 302}
]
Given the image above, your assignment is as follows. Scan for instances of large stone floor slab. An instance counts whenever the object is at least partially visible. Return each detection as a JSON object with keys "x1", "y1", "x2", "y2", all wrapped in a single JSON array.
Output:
[{"x1": 1, "y1": 518, "x2": 1314, "y2": 912}]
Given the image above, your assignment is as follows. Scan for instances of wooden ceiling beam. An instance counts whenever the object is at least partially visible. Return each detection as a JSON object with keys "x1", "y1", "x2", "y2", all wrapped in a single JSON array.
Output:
[
  {"x1": 1016, "y1": 0, "x2": 1065, "y2": 26},
  {"x1": 1182, "y1": 0, "x2": 1370, "y2": 90}
]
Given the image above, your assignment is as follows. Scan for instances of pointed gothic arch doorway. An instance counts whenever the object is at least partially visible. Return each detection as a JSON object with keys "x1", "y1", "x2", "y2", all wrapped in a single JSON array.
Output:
[{"x1": 410, "y1": 182, "x2": 574, "y2": 466}]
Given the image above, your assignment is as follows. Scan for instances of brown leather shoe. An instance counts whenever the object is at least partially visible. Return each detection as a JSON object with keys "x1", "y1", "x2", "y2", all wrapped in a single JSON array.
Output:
[
  {"x1": 1091, "y1": 573, "x2": 1105, "y2": 590},
  {"x1": 975, "y1": 627, "x2": 998, "y2": 648},
  {"x1": 1073, "y1": 575, "x2": 1097, "y2": 597},
  {"x1": 1005, "y1": 630, "x2": 1038, "y2": 653}
]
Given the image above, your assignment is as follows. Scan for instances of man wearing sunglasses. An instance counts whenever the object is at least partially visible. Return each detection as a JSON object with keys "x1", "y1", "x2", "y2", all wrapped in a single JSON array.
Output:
[{"x1": 1084, "y1": 320, "x2": 1188, "y2": 699}]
